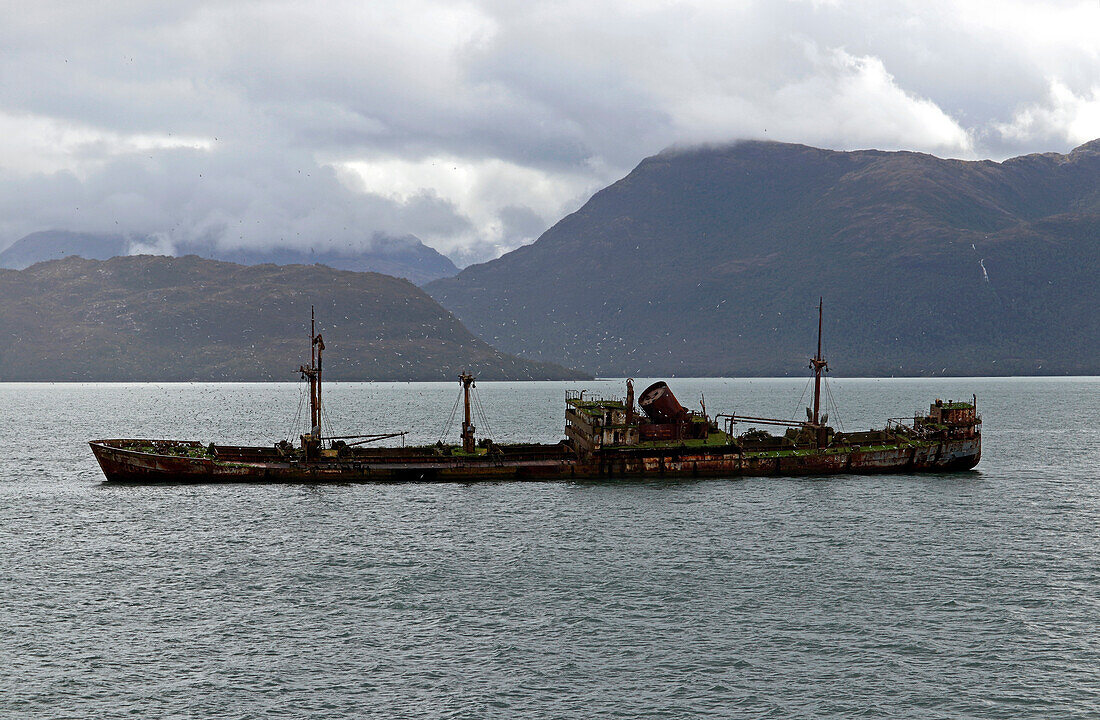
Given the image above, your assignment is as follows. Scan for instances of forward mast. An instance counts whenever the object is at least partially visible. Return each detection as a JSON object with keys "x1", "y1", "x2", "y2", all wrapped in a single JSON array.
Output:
[
  {"x1": 810, "y1": 297, "x2": 829, "y2": 443},
  {"x1": 299, "y1": 306, "x2": 325, "y2": 457},
  {"x1": 459, "y1": 372, "x2": 477, "y2": 453}
]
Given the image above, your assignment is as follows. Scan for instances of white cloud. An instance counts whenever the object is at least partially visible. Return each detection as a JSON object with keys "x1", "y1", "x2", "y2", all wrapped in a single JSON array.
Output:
[
  {"x1": 995, "y1": 81, "x2": 1100, "y2": 147},
  {"x1": 671, "y1": 45, "x2": 973, "y2": 155},
  {"x1": 0, "y1": 111, "x2": 211, "y2": 175},
  {"x1": 0, "y1": 0, "x2": 1097, "y2": 263},
  {"x1": 336, "y1": 155, "x2": 607, "y2": 258},
  {"x1": 128, "y1": 231, "x2": 178, "y2": 257}
]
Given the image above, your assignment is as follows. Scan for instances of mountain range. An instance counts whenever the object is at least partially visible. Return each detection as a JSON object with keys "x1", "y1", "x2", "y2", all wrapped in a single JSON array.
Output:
[
  {"x1": 428, "y1": 140, "x2": 1100, "y2": 376},
  {"x1": 0, "y1": 255, "x2": 580, "y2": 381},
  {"x1": 0, "y1": 230, "x2": 459, "y2": 285}
]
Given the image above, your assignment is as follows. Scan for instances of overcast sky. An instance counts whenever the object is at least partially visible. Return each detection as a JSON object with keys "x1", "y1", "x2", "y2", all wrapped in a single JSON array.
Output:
[{"x1": 0, "y1": 0, "x2": 1097, "y2": 265}]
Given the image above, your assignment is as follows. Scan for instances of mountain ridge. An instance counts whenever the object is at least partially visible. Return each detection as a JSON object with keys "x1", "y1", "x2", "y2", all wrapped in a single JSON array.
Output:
[
  {"x1": 427, "y1": 139, "x2": 1100, "y2": 376},
  {"x1": 0, "y1": 254, "x2": 583, "y2": 381},
  {"x1": 0, "y1": 230, "x2": 459, "y2": 285}
]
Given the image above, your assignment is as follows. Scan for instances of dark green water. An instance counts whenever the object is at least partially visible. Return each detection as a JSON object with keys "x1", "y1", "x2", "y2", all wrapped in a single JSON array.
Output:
[{"x1": 1, "y1": 378, "x2": 1097, "y2": 718}]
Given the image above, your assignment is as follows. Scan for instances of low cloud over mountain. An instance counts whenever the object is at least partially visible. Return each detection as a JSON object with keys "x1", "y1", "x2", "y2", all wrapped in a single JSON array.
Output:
[{"x1": 0, "y1": 229, "x2": 459, "y2": 285}]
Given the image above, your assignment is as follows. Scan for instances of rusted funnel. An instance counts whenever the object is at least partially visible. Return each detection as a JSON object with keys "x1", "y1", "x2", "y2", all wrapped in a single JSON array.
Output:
[{"x1": 639, "y1": 381, "x2": 687, "y2": 423}]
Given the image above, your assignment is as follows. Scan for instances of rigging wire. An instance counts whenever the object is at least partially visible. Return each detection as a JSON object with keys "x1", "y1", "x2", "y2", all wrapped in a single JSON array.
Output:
[
  {"x1": 472, "y1": 393, "x2": 485, "y2": 438},
  {"x1": 472, "y1": 387, "x2": 494, "y2": 440},
  {"x1": 819, "y1": 304, "x2": 844, "y2": 429},
  {"x1": 823, "y1": 374, "x2": 845, "y2": 431},
  {"x1": 320, "y1": 394, "x2": 336, "y2": 446},
  {"x1": 286, "y1": 376, "x2": 307, "y2": 442},
  {"x1": 437, "y1": 389, "x2": 462, "y2": 444},
  {"x1": 791, "y1": 376, "x2": 813, "y2": 423}
]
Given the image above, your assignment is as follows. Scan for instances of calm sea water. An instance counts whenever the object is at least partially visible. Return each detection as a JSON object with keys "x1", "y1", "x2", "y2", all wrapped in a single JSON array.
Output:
[{"x1": 1, "y1": 377, "x2": 1098, "y2": 718}]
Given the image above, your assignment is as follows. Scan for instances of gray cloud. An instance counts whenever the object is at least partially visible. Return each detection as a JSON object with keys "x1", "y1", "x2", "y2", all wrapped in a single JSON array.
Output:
[
  {"x1": 0, "y1": 145, "x2": 474, "y2": 257},
  {"x1": 0, "y1": 0, "x2": 1097, "y2": 265}
]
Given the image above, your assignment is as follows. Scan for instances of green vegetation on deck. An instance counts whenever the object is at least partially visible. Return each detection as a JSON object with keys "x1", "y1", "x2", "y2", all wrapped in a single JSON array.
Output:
[
  {"x1": 630, "y1": 431, "x2": 734, "y2": 449},
  {"x1": 742, "y1": 441, "x2": 931, "y2": 459},
  {"x1": 567, "y1": 399, "x2": 627, "y2": 418},
  {"x1": 606, "y1": 433, "x2": 934, "y2": 458},
  {"x1": 130, "y1": 443, "x2": 211, "y2": 459}
]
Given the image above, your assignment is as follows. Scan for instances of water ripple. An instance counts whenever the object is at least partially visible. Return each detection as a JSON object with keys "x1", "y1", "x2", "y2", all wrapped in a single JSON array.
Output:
[{"x1": 0, "y1": 378, "x2": 1098, "y2": 718}]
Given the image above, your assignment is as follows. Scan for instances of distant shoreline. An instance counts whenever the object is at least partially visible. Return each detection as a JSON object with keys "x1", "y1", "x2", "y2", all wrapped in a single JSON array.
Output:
[{"x1": 2, "y1": 375, "x2": 1096, "y2": 384}]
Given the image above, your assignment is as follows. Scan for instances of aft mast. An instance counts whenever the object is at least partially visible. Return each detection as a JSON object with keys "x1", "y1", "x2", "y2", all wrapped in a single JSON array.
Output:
[
  {"x1": 313, "y1": 308, "x2": 324, "y2": 436},
  {"x1": 810, "y1": 298, "x2": 828, "y2": 440},
  {"x1": 459, "y1": 372, "x2": 476, "y2": 453},
  {"x1": 299, "y1": 306, "x2": 325, "y2": 458}
]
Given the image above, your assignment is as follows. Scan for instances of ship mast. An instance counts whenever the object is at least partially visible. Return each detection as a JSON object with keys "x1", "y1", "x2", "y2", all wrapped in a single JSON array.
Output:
[
  {"x1": 459, "y1": 372, "x2": 476, "y2": 453},
  {"x1": 811, "y1": 297, "x2": 828, "y2": 427},
  {"x1": 313, "y1": 309, "x2": 324, "y2": 436},
  {"x1": 300, "y1": 306, "x2": 325, "y2": 455}
]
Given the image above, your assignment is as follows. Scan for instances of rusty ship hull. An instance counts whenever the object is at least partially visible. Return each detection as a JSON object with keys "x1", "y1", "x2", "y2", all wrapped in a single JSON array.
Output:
[
  {"x1": 89, "y1": 435, "x2": 980, "y2": 484},
  {"x1": 89, "y1": 303, "x2": 981, "y2": 485}
]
